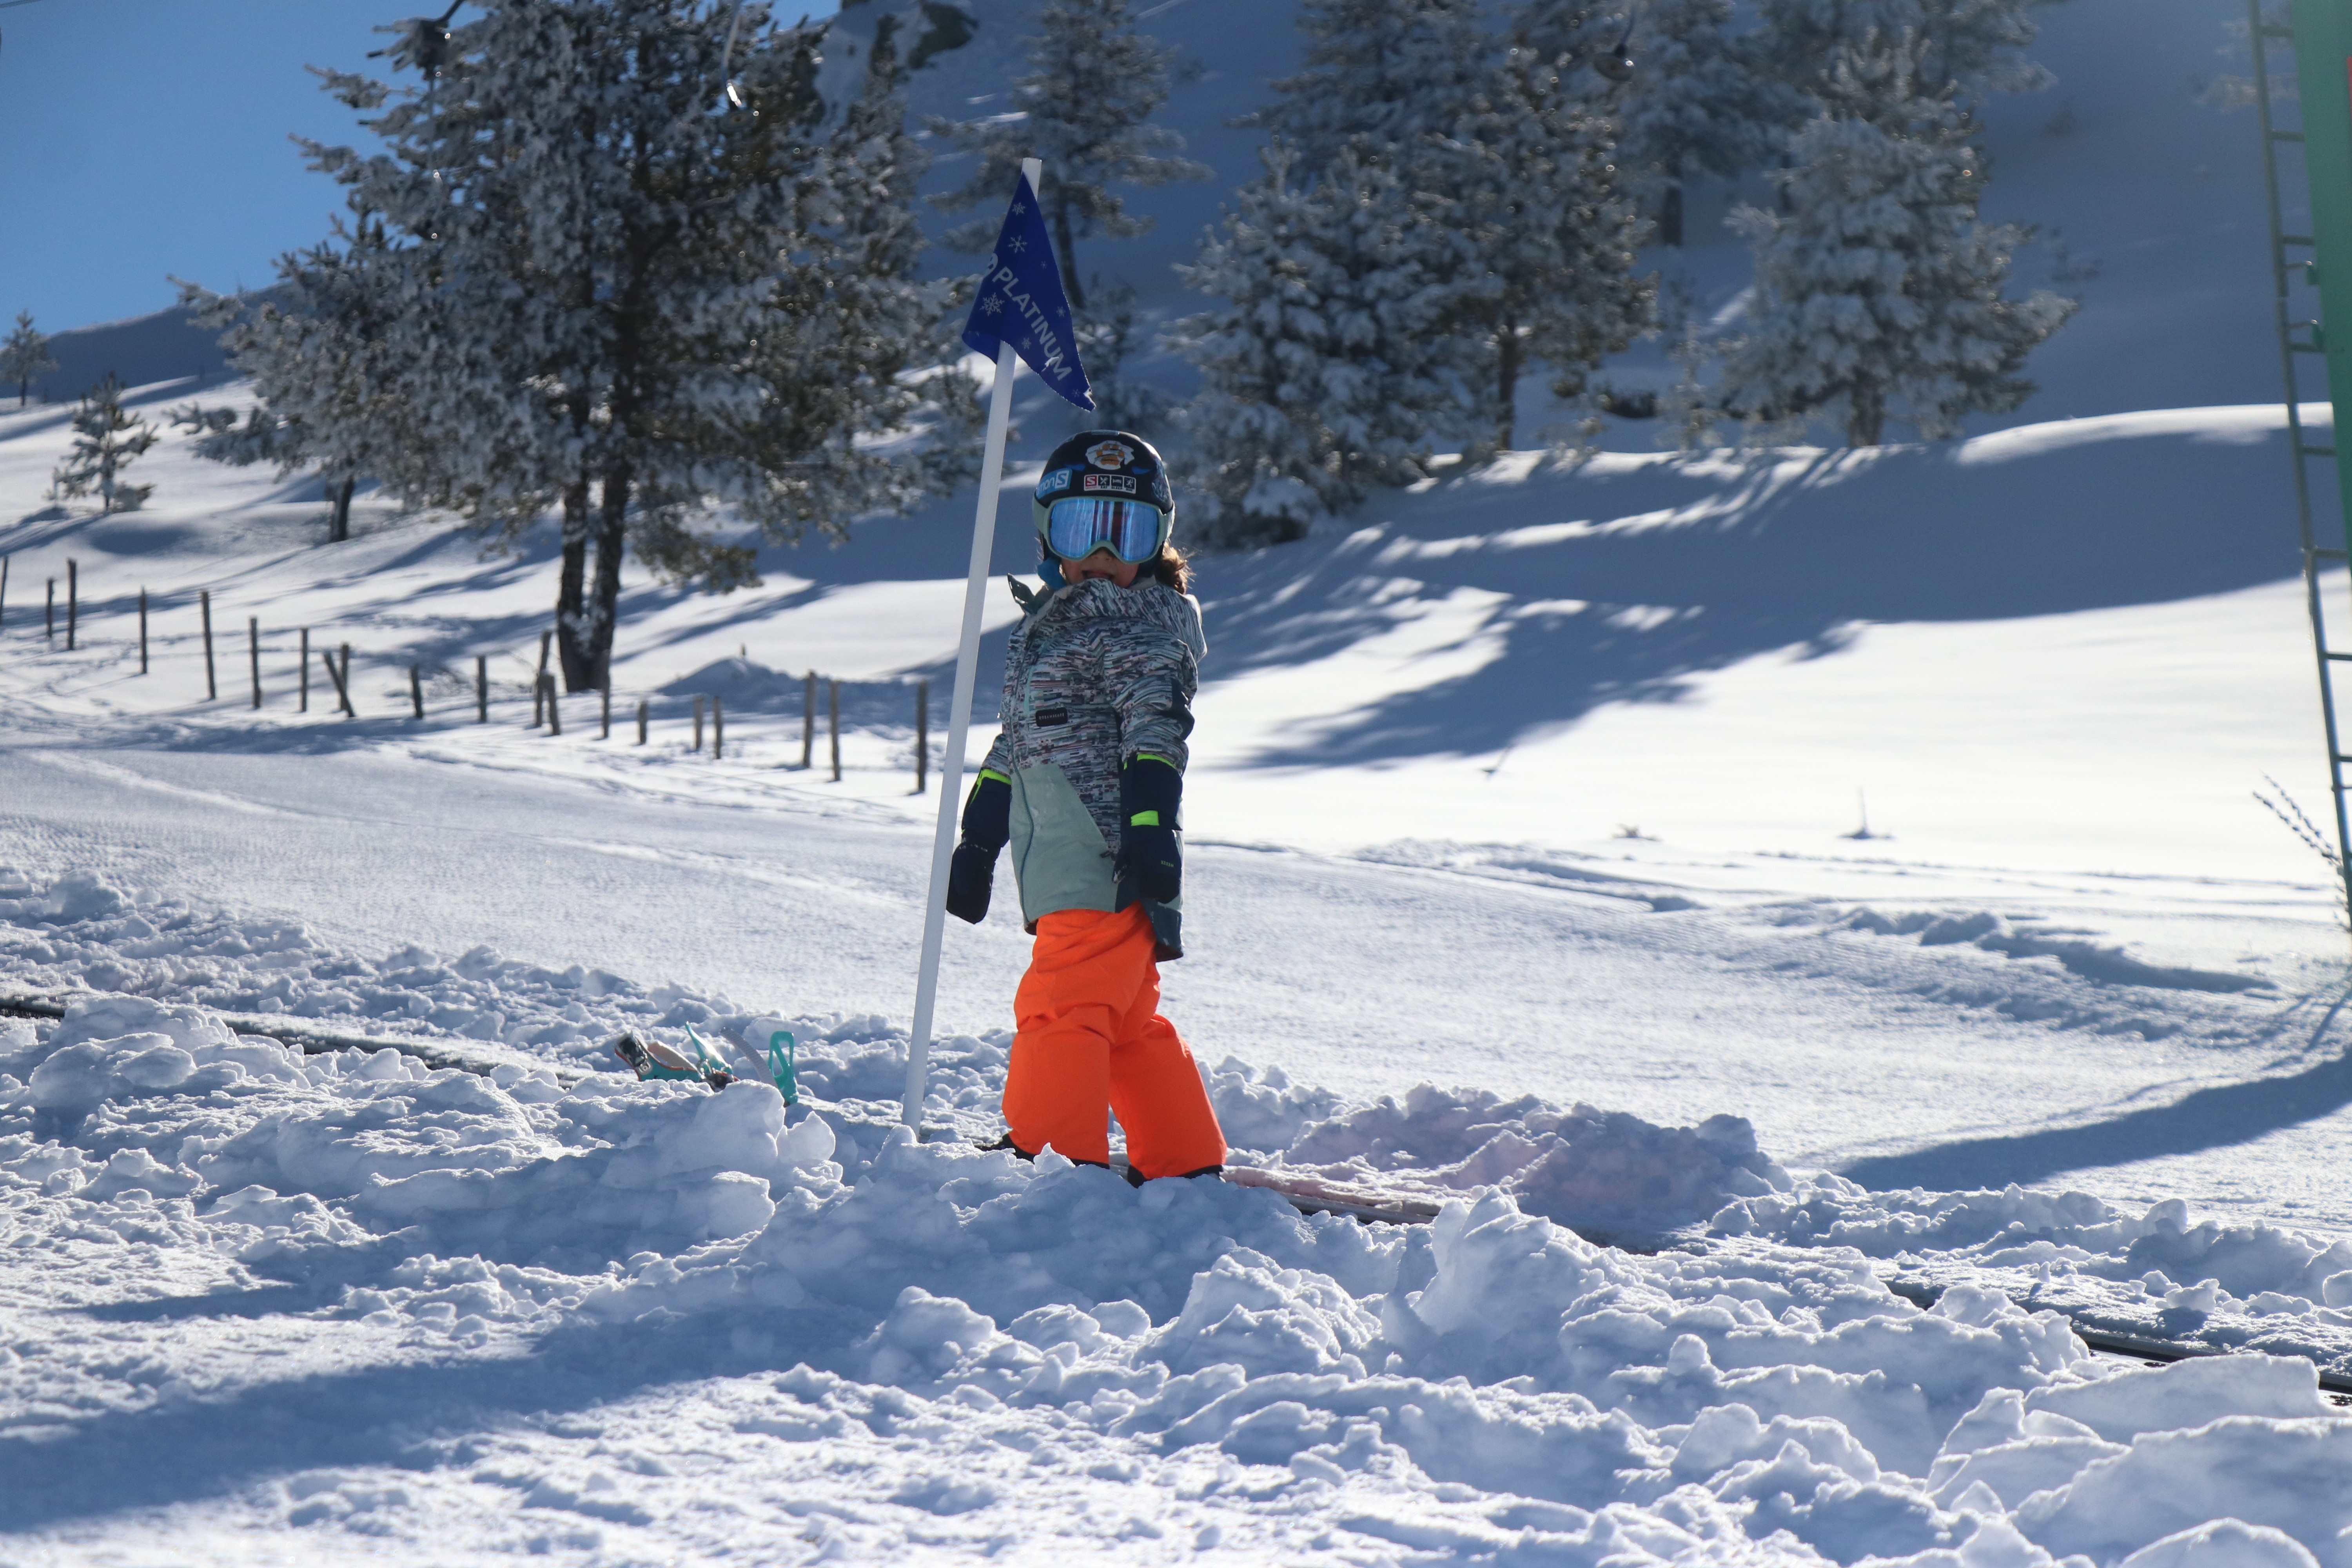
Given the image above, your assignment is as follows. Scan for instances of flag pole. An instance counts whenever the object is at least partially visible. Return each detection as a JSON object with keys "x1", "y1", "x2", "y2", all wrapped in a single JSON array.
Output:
[{"x1": 903, "y1": 156, "x2": 1041, "y2": 1130}]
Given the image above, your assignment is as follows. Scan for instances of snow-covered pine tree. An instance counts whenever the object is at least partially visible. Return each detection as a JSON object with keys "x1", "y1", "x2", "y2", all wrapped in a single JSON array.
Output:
[
  {"x1": 1073, "y1": 279, "x2": 1175, "y2": 432},
  {"x1": 2, "y1": 312, "x2": 57, "y2": 407},
  {"x1": 191, "y1": 0, "x2": 953, "y2": 691},
  {"x1": 53, "y1": 375, "x2": 159, "y2": 513},
  {"x1": 1756, "y1": 0, "x2": 2057, "y2": 100},
  {"x1": 929, "y1": 0, "x2": 1208, "y2": 310},
  {"x1": 176, "y1": 217, "x2": 422, "y2": 545},
  {"x1": 1714, "y1": 34, "x2": 2075, "y2": 446},
  {"x1": 1255, "y1": 0, "x2": 1494, "y2": 173},
  {"x1": 1438, "y1": 40, "x2": 1653, "y2": 451},
  {"x1": 1169, "y1": 143, "x2": 1459, "y2": 544},
  {"x1": 1606, "y1": 0, "x2": 1800, "y2": 243},
  {"x1": 1250, "y1": 0, "x2": 1651, "y2": 455}
]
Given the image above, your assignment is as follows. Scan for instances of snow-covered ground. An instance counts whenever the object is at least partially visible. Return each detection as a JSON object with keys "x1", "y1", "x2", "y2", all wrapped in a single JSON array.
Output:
[
  {"x1": 7, "y1": 0, "x2": 2352, "y2": 1554},
  {"x1": 5, "y1": 377, "x2": 2352, "y2": 1561}
]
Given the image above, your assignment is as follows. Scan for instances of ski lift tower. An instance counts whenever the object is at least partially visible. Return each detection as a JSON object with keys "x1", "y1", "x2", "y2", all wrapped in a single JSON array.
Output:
[{"x1": 2254, "y1": 0, "x2": 2352, "y2": 927}]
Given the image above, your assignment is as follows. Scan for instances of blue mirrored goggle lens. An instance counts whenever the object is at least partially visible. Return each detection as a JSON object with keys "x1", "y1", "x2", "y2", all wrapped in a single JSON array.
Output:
[{"x1": 1045, "y1": 498, "x2": 1166, "y2": 564}]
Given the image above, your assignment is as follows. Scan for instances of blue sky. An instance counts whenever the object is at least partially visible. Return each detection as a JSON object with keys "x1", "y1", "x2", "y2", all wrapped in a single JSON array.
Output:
[{"x1": 0, "y1": 0, "x2": 833, "y2": 335}]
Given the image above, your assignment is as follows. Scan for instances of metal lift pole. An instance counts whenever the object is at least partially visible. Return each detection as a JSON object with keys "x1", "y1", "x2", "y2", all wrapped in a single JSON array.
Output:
[{"x1": 2259, "y1": 0, "x2": 2352, "y2": 931}]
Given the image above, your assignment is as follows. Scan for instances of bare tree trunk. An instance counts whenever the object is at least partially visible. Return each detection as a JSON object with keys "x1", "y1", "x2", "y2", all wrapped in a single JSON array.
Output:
[
  {"x1": 329, "y1": 476, "x2": 356, "y2": 543},
  {"x1": 585, "y1": 466, "x2": 631, "y2": 690},
  {"x1": 556, "y1": 477, "x2": 596, "y2": 691},
  {"x1": 1495, "y1": 322, "x2": 1522, "y2": 452},
  {"x1": 1847, "y1": 387, "x2": 1884, "y2": 447}
]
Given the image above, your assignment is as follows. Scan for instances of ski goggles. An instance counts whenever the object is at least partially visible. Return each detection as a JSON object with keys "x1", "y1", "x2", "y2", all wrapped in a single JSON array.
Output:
[{"x1": 1042, "y1": 497, "x2": 1170, "y2": 565}]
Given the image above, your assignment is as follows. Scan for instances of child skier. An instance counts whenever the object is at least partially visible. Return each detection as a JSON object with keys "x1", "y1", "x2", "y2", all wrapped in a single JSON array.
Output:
[{"x1": 944, "y1": 430, "x2": 1228, "y2": 1181}]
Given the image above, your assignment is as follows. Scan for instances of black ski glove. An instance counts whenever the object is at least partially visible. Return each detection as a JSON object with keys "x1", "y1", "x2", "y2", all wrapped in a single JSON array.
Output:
[
  {"x1": 946, "y1": 771, "x2": 1012, "y2": 924},
  {"x1": 1117, "y1": 755, "x2": 1182, "y2": 905}
]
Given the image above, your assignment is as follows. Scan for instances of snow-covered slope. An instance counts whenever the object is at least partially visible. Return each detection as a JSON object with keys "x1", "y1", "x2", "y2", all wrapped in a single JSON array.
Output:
[{"x1": 8, "y1": 0, "x2": 2352, "y2": 1551}]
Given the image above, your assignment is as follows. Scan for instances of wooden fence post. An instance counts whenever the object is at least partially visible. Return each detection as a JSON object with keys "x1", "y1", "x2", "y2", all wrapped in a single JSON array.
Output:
[
  {"x1": 537, "y1": 629, "x2": 552, "y2": 690},
  {"x1": 476, "y1": 655, "x2": 487, "y2": 722},
  {"x1": 45, "y1": 579, "x2": 53, "y2": 641},
  {"x1": 338, "y1": 643, "x2": 355, "y2": 717},
  {"x1": 829, "y1": 678, "x2": 841, "y2": 782},
  {"x1": 320, "y1": 644, "x2": 351, "y2": 719},
  {"x1": 543, "y1": 673, "x2": 561, "y2": 736},
  {"x1": 915, "y1": 679, "x2": 929, "y2": 793},
  {"x1": 693, "y1": 695, "x2": 705, "y2": 753},
  {"x1": 298, "y1": 628, "x2": 307, "y2": 709},
  {"x1": 803, "y1": 671, "x2": 816, "y2": 769},
  {"x1": 713, "y1": 695, "x2": 724, "y2": 760},
  {"x1": 410, "y1": 665, "x2": 425, "y2": 720},
  {"x1": 201, "y1": 591, "x2": 216, "y2": 700},
  {"x1": 600, "y1": 686, "x2": 611, "y2": 740},
  {"x1": 248, "y1": 617, "x2": 261, "y2": 708},
  {"x1": 1, "y1": 553, "x2": 10, "y2": 628},
  {"x1": 636, "y1": 699, "x2": 648, "y2": 746},
  {"x1": 65, "y1": 559, "x2": 75, "y2": 651},
  {"x1": 531, "y1": 676, "x2": 544, "y2": 729},
  {"x1": 138, "y1": 590, "x2": 148, "y2": 675}
]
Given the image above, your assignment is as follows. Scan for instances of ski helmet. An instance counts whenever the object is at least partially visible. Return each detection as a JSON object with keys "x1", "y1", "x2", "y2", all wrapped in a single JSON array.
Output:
[{"x1": 1033, "y1": 430, "x2": 1176, "y2": 568}]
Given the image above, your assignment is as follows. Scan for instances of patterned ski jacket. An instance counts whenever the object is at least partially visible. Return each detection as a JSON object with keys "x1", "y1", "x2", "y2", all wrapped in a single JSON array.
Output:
[{"x1": 979, "y1": 574, "x2": 1204, "y2": 959}]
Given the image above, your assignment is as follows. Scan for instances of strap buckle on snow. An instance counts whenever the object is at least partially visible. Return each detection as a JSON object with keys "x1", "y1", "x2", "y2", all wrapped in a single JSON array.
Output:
[{"x1": 766, "y1": 1029, "x2": 798, "y2": 1105}]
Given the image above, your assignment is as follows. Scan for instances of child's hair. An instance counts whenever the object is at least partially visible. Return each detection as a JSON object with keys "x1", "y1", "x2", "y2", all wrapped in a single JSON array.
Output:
[
  {"x1": 1042, "y1": 539, "x2": 1193, "y2": 595},
  {"x1": 1147, "y1": 543, "x2": 1192, "y2": 594}
]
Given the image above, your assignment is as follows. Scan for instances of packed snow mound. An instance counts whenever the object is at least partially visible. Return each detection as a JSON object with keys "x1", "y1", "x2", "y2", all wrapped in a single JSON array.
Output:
[
  {"x1": 1226, "y1": 1077, "x2": 1794, "y2": 1240},
  {"x1": 10, "y1": 1016, "x2": 2352, "y2": 1563},
  {"x1": 4, "y1": 867, "x2": 2352, "y2": 1557}
]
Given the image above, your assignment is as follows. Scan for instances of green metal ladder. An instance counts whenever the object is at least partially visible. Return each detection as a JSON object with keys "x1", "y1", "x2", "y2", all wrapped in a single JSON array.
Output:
[{"x1": 2251, "y1": 0, "x2": 2352, "y2": 922}]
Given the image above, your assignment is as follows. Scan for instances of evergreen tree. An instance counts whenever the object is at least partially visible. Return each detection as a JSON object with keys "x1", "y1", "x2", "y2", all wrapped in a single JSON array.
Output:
[
  {"x1": 184, "y1": 0, "x2": 956, "y2": 691},
  {"x1": 1439, "y1": 42, "x2": 1653, "y2": 450},
  {"x1": 176, "y1": 218, "x2": 419, "y2": 545},
  {"x1": 1255, "y1": 0, "x2": 1494, "y2": 172},
  {"x1": 53, "y1": 375, "x2": 159, "y2": 513},
  {"x1": 930, "y1": 0, "x2": 1209, "y2": 310},
  {"x1": 1169, "y1": 144, "x2": 1459, "y2": 543},
  {"x1": 1073, "y1": 279, "x2": 1175, "y2": 432},
  {"x1": 1756, "y1": 0, "x2": 2058, "y2": 100},
  {"x1": 2, "y1": 312, "x2": 56, "y2": 407},
  {"x1": 1609, "y1": 0, "x2": 1799, "y2": 243},
  {"x1": 1714, "y1": 36, "x2": 2074, "y2": 446},
  {"x1": 1250, "y1": 0, "x2": 1651, "y2": 454}
]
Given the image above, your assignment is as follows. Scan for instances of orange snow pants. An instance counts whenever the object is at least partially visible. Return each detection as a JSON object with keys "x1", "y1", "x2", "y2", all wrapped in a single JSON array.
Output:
[{"x1": 1003, "y1": 904, "x2": 1227, "y2": 1179}]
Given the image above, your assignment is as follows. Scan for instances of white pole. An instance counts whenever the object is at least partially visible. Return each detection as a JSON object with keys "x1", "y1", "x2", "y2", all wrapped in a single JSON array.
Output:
[{"x1": 902, "y1": 156, "x2": 1040, "y2": 1129}]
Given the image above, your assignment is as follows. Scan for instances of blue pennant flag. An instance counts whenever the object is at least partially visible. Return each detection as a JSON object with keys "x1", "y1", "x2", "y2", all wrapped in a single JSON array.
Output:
[{"x1": 962, "y1": 172, "x2": 1093, "y2": 412}]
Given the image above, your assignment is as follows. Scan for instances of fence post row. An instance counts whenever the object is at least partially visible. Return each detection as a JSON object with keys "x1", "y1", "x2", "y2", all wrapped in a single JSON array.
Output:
[
  {"x1": 409, "y1": 665, "x2": 424, "y2": 720},
  {"x1": 916, "y1": 678, "x2": 929, "y2": 794},
  {"x1": 829, "y1": 679, "x2": 842, "y2": 782},
  {"x1": 803, "y1": 671, "x2": 816, "y2": 769},
  {"x1": 138, "y1": 589, "x2": 148, "y2": 675},
  {"x1": 44, "y1": 579, "x2": 53, "y2": 641},
  {"x1": 713, "y1": 695, "x2": 724, "y2": 761},
  {"x1": 248, "y1": 617, "x2": 261, "y2": 708},
  {"x1": 299, "y1": 628, "x2": 309, "y2": 710},
  {"x1": 0, "y1": 553, "x2": 9, "y2": 629},
  {"x1": 65, "y1": 560, "x2": 76, "y2": 652},
  {"x1": 476, "y1": 655, "x2": 487, "y2": 723},
  {"x1": 600, "y1": 686, "x2": 610, "y2": 740},
  {"x1": 338, "y1": 643, "x2": 355, "y2": 718},
  {"x1": 693, "y1": 695, "x2": 705, "y2": 753},
  {"x1": 543, "y1": 674, "x2": 561, "y2": 736},
  {"x1": 201, "y1": 591, "x2": 216, "y2": 701},
  {"x1": 636, "y1": 699, "x2": 648, "y2": 746}
]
